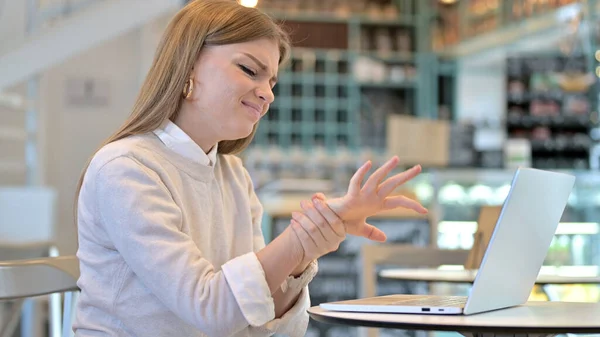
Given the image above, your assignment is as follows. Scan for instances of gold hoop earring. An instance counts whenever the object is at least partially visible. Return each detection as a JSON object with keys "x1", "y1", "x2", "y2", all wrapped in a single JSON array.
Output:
[{"x1": 183, "y1": 78, "x2": 194, "y2": 99}]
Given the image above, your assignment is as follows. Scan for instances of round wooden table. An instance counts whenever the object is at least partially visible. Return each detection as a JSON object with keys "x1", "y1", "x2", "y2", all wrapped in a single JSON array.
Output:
[{"x1": 309, "y1": 301, "x2": 600, "y2": 337}]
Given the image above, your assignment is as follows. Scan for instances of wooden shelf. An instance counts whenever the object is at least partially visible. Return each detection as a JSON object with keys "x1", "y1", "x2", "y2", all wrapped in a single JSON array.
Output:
[
  {"x1": 358, "y1": 51, "x2": 415, "y2": 63},
  {"x1": 264, "y1": 10, "x2": 416, "y2": 26},
  {"x1": 357, "y1": 81, "x2": 416, "y2": 89}
]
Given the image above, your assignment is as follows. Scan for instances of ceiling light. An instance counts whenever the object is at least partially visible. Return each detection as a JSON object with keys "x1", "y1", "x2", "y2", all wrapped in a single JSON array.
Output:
[{"x1": 239, "y1": 0, "x2": 258, "y2": 8}]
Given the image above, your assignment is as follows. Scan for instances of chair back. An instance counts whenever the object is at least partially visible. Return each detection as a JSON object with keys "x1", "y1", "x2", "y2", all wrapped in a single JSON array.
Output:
[
  {"x1": 0, "y1": 187, "x2": 57, "y2": 243},
  {"x1": 360, "y1": 244, "x2": 470, "y2": 298},
  {"x1": 0, "y1": 242, "x2": 56, "y2": 261},
  {"x1": 464, "y1": 205, "x2": 502, "y2": 270}
]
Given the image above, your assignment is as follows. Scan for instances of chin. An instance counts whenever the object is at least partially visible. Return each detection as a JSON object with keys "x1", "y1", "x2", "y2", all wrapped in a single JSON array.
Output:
[
  {"x1": 228, "y1": 125, "x2": 255, "y2": 141},
  {"x1": 241, "y1": 126, "x2": 255, "y2": 139}
]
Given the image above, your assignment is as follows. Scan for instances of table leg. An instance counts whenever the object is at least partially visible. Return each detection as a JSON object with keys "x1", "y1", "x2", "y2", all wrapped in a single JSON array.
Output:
[
  {"x1": 459, "y1": 332, "x2": 557, "y2": 337},
  {"x1": 540, "y1": 285, "x2": 554, "y2": 301}
]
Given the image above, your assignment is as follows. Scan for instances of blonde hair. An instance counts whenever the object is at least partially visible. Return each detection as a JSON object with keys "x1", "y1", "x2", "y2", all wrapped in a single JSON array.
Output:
[{"x1": 74, "y1": 0, "x2": 290, "y2": 219}]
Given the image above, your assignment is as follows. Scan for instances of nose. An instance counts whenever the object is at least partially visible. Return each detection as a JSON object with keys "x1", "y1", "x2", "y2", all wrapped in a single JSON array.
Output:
[{"x1": 256, "y1": 83, "x2": 275, "y2": 104}]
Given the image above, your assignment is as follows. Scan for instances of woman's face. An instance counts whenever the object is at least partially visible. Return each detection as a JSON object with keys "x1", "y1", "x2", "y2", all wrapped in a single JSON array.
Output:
[{"x1": 175, "y1": 38, "x2": 280, "y2": 152}]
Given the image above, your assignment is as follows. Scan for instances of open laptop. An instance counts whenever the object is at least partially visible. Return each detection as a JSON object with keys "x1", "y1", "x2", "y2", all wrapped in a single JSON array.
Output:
[{"x1": 320, "y1": 167, "x2": 575, "y2": 315}]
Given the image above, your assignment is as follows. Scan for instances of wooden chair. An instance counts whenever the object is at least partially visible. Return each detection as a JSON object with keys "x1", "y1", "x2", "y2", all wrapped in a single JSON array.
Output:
[
  {"x1": 464, "y1": 206, "x2": 502, "y2": 270},
  {"x1": 361, "y1": 244, "x2": 470, "y2": 298}
]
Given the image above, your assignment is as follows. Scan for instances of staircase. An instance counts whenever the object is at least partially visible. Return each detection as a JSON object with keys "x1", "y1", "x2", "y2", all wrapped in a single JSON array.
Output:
[
  {"x1": 0, "y1": 0, "x2": 183, "y2": 91},
  {"x1": 0, "y1": 87, "x2": 29, "y2": 185},
  {"x1": 0, "y1": 0, "x2": 183, "y2": 185}
]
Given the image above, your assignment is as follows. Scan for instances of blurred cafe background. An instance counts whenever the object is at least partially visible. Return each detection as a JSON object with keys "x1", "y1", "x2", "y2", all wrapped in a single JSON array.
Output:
[{"x1": 1, "y1": 0, "x2": 600, "y2": 336}]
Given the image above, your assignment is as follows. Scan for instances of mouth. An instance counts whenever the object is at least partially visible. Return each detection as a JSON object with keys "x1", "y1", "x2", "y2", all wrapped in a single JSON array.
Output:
[{"x1": 242, "y1": 101, "x2": 262, "y2": 121}]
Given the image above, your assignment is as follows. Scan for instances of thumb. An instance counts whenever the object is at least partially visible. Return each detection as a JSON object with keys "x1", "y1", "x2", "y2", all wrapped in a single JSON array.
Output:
[
  {"x1": 312, "y1": 192, "x2": 327, "y2": 201},
  {"x1": 360, "y1": 223, "x2": 387, "y2": 242},
  {"x1": 312, "y1": 192, "x2": 345, "y2": 220}
]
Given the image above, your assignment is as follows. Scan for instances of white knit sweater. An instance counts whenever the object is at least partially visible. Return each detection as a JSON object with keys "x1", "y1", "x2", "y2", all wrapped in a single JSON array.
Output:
[{"x1": 73, "y1": 132, "x2": 312, "y2": 337}]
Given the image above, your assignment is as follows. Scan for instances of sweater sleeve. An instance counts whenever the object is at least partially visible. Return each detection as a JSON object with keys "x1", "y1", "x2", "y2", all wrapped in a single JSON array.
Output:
[
  {"x1": 243, "y1": 167, "x2": 313, "y2": 336},
  {"x1": 252, "y1": 286, "x2": 311, "y2": 336},
  {"x1": 93, "y1": 156, "x2": 275, "y2": 336}
]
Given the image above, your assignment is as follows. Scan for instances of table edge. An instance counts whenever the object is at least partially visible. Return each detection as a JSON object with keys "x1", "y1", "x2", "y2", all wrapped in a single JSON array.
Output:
[{"x1": 307, "y1": 311, "x2": 600, "y2": 334}]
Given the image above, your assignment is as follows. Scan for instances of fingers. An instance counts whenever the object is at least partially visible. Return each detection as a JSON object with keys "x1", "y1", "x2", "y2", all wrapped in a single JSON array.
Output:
[
  {"x1": 291, "y1": 211, "x2": 327, "y2": 250},
  {"x1": 363, "y1": 156, "x2": 400, "y2": 194},
  {"x1": 310, "y1": 193, "x2": 346, "y2": 236},
  {"x1": 348, "y1": 161, "x2": 372, "y2": 196},
  {"x1": 358, "y1": 222, "x2": 387, "y2": 242},
  {"x1": 290, "y1": 219, "x2": 316, "y2": 260},
  {"x1": 312, "y1": 192, "x2": 327, "y2": 201},
  {"x1": 312, "y1": 198, "x2": 346, "y2": 238},
  {"x1": 377, "y1": 164, "x2": 422, "y2": 197},
  {"x1": 299, "y1": 201, "x2": 341, "y2": 243},
  {"x1": 383, "y1": 195, "x2": 428, "y2": 214}
]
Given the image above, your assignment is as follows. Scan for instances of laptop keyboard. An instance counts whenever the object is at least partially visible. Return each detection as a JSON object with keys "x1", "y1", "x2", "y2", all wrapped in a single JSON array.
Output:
[{"x1": 391, "y1": 296, "x2": 467, "y2": 307}]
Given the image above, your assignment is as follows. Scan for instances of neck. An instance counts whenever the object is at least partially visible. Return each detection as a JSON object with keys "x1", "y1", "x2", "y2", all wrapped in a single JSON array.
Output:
[{"x1": 173, "y1": 106, "x2": 217, "y2": 154}]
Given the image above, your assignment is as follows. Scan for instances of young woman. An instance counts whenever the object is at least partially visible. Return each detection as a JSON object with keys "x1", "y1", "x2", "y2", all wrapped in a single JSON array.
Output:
[{"x1": 73, "y1": 1, "x2": 427, "y2": 336}]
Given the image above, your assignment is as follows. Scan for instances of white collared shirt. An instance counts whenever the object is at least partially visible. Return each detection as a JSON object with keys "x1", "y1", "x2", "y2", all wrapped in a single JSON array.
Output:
[{"x1": 153, "y1": 120, "x2": 217, "y2": 166}]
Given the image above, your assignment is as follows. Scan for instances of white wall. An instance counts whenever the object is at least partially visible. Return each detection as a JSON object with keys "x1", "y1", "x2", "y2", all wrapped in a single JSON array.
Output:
[
  {"x1": 0, "y1": 2, "x2": 174, "y2": 253},
  {"x1": 40, "y1": 16, "x2": 170, "y2": 254},
  {"x1": 0, "y1": 0, "x2": 26, "y2": 55}
]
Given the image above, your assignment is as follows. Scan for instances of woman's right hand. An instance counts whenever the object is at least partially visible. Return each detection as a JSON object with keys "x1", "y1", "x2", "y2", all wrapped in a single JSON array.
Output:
[
  {"x1": 290, "y1": 197, "x2": 346, "y2": 265},
  {"x1": 320, "y1": 157, "x2": 427, "y2": 242}
]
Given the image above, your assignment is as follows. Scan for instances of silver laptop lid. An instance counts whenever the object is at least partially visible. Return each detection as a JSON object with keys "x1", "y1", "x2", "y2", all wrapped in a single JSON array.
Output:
[{"x1": 464, "y1": 168, "x2": 575, "y2": 315}]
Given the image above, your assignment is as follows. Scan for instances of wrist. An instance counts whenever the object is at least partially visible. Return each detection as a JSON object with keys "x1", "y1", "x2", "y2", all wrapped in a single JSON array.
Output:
[
  {"x1": 324, "y1": 197, "x2": 346, "y2": 218},
  {"x1": 282, "y1": 259, "x2": 318, "y2": 294},
  {"x1": 283, "y1": 225, "x2": 305, "y2": 269},
  {"x1": 291, "y1": 258, "x2": 312, "y2": 277}
]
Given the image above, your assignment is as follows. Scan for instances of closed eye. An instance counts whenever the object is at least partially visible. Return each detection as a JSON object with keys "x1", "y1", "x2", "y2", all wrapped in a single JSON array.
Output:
[{"x1": 239, "y1": 64, "x2": 257, "y2": 77}]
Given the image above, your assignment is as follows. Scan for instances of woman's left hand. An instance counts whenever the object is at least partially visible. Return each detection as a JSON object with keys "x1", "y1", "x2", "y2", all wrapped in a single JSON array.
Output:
[{"x1": 288, "y1": 196, "x2": 347, "y2": 276}]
